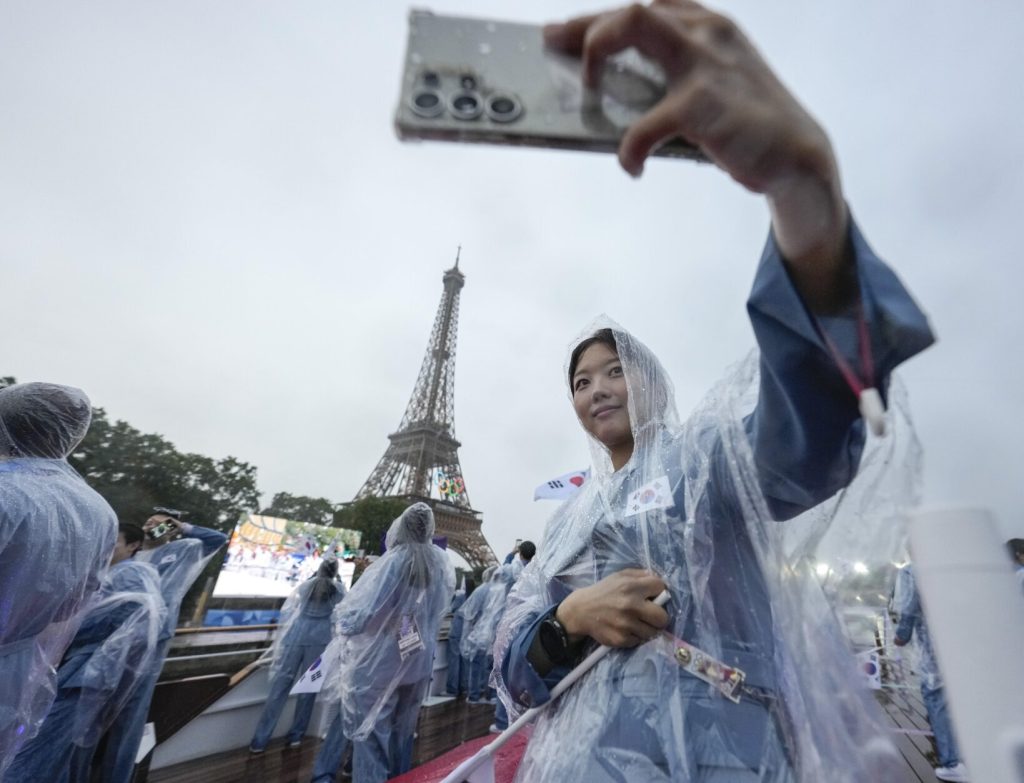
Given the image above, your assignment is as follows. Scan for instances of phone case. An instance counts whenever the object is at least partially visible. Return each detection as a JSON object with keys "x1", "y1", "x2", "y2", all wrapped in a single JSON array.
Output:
[{"x1": 394, "y1": 10, "x2": 705, "y2": 161}]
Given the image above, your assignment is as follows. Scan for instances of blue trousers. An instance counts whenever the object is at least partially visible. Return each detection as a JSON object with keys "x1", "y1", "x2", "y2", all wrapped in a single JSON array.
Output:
[
  {"x1": 312, "y1": 682, "x2": 424, "y2": 783},
  {"x1": 921, "y1": 681, "x2": 960, "y2": 767},
  {"x1": 467, "y1": 653, "x2": 490, "y2": 701},
  {"x1": 311, "y1": 713, "x2": 350, "y2": 783},
  {"x1": 445, "y1": 635, "x2": 467, "y2": 695},
  {"x1": 493, "y1": 698, "x2": 509, "y2": 731},
  {"x1": 249, "y1": 642, "x2": 322, "y2": 750}
]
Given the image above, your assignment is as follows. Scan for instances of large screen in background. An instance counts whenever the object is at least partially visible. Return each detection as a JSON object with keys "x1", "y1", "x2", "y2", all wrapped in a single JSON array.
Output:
[{"x1": 212, "y1": 513, "x2": 362, "y2": 599}]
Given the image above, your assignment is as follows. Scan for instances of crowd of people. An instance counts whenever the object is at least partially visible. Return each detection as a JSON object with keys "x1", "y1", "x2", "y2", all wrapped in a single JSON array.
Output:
[{"x1": 227, "y1": 542, "x2": 336, "y2": 584}]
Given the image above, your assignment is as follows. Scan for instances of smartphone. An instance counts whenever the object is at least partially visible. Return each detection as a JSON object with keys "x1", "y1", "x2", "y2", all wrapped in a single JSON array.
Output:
[{"x1": 394, "y1": 10, "x2": 705, "y2": 161}]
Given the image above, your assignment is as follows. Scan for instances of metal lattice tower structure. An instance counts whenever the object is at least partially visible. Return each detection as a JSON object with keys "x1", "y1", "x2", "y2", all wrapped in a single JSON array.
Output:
[{"x1": 355, "y1": 250, "x2": 497, "y2": 571}]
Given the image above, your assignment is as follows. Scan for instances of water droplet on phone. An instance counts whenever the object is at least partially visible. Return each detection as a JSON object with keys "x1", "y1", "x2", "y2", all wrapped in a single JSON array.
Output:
[{"x1": 479, "y1": 43, "x2": 491, "y2": 55}]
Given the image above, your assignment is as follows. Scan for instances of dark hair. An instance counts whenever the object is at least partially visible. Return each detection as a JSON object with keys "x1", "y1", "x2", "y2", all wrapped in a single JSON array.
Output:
[
  {"x1": 119, "y1": 522, "x2": 145, "y2": 547},
  {"x1": 309, "y1": 558, "x2": 340, "y2": 603},
  {"x1": 464, "y1": 576, "x2": 477, "y2": 597},
  {"x1": 568, "y1": 328, "x2": 617, "y2": 389},
  {"x1": 1007, "y1": 539, "x2": 1024, "y2": 562},
  {"x1": 519, "y1": 540, "x2": 536, "y2": 562}
]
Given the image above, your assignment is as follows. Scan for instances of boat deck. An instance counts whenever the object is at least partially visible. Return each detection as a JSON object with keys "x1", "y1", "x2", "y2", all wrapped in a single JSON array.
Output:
[{"x1": 149, "y1": 684, "x2": 941, "y2": 783}]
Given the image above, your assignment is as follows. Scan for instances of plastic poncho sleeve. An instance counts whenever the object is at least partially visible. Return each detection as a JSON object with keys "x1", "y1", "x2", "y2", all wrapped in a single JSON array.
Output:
[
  {"x1": 746, "y1": 217, "x2": 934, "y2": 519},
  {"x1": 179, "y1": 523, "x2": 229, "y2": 557},
  {"x1": 137, "y1": 536, "x2": 211, "y2": 641}
]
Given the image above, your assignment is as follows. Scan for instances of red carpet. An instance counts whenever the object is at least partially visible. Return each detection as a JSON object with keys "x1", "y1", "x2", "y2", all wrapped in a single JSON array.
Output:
[{"x1": 389, "y1": 730, "x2": 530, "y2": 783}]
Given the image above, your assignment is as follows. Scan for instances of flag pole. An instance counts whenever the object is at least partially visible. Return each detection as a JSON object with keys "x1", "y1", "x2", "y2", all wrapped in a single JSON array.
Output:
[{"x1": 440, "y1": 590, "x2": 671, "y2": 783}]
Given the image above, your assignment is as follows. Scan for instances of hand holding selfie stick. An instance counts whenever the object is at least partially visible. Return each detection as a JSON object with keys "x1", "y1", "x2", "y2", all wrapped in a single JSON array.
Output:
[{"x1": 440, "y1": 589, "x2": 672, "y2": 783}]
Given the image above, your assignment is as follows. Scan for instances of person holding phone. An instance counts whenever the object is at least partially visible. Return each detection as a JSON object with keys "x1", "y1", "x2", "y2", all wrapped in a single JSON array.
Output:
[
  {"x1": 85, "y1": 509, "x2": 228, "y2": 783},
  {"x1": 492, "y1": 2, "x2": 936, "y2": 781}
]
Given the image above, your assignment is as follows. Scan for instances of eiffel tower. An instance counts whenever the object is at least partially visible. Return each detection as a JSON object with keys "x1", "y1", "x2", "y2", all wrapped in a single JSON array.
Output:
[{"x1": 355, "y1": 250, "x2": 497, "y2": 571}]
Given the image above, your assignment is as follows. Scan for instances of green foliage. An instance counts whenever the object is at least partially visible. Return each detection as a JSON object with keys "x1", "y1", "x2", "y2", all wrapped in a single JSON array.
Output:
[
  {"x1": 333, "y1": 496, "x2": 410, "y2": 556},
  {"x1": 0, "y1": 376, "x2": 16, "y2": 390},
  {"x1": 70, "y1": 407, "x2": 260, "y2": 533},
  {"x1": 261, "y1": 492, "x2": 337, "y2": 526}
]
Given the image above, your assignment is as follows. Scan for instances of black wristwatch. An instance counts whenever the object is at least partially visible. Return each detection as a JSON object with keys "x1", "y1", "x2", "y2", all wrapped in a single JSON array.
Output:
[{"x1": 538, "y1": 609, "x2": 574, "y2": 666}]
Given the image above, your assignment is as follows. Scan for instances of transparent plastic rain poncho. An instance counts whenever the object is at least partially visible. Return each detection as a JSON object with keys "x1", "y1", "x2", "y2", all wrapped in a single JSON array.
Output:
[
  {"x1": 892, "y1": 565, "x2": 941, "y2": 691},
  {"x1": 0, "y1": 383, "x2": 117, "y2": 774},
  {"x1": 494, "y1": 313, "x2": 928, "y2": 783},
  {"x1": 267, "y1": 559, "x2": 346, "y2": 678},
  {"x1": 321, "y1": 503, "x2": 454, "y2": 741},
  {"x1": 460, "y1": 565, "x2": 516, "y2": 660},
  {"x1": 65, "y1": 559, "x2": 165, "y2": 745},
  {"x1": 6, "y1": 559, "x2": 166, "y2": 779}
]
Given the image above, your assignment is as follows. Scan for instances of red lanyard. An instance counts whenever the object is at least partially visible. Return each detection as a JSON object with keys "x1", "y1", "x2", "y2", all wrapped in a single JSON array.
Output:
[{"x1": 816, "y1": 301, "x2": 886, "y2": 436}]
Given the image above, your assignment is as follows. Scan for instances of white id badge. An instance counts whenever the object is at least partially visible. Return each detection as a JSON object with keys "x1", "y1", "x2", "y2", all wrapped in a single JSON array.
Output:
[{"x1": 397, "y1": 613, "x2": 426, "y2": 660}]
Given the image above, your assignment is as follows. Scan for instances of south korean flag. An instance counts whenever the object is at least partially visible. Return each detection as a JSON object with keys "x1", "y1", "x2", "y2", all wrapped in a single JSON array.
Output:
[{"x1": 533, "y1": 469, "x2": 589, "y2": 501}]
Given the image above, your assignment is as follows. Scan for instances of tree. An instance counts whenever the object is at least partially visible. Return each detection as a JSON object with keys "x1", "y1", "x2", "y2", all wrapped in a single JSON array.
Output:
[
  {"x1": 261, "y1": 492, "x2": 337, "y2": 526},
  {"x1": 70, "y1": 408, "x2": 260, "y2": 533},
  {"x1": 0, "y1": 376, "x2": 15, "y2": 391},
  {"x1": 333, "y1": 496, "x2": 410, "y2": 556}
]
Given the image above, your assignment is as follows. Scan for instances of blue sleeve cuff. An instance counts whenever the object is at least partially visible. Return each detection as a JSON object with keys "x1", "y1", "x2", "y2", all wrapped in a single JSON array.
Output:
[
  {"x1": 749, "y1": 215, "x2": 935, "y2": 375},
  {"x1": 501, "y1": 602, "x2": 574, "y2": 709}
]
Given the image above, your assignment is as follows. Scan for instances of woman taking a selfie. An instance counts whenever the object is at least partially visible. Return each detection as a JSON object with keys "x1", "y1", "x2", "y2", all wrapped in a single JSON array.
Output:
[{"x1": 494, "y1": 1, "x2": 935, "y2": 781}]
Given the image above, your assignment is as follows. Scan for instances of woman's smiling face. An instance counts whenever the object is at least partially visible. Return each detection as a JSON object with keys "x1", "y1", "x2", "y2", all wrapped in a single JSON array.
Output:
[{"x1": 571, "y1": 341, "x2": 634, "y2": 464}]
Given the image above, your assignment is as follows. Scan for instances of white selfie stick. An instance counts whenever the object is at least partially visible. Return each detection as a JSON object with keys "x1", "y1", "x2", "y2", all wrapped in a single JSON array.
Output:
[{"x1": 440, "y1": 590, "x2": 672, "y2": 783}]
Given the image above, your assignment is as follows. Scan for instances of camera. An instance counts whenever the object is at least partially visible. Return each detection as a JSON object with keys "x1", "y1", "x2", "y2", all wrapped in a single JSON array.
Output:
[
  {"x1": 147, "y1": 506, "x2": 186, "y2": 540},
  {"x1": 394, "y1": 10, "x2": 705, "y2": 161},
  {"x1": 146, "y1": 522, "x2": 172, "y2": 540}
]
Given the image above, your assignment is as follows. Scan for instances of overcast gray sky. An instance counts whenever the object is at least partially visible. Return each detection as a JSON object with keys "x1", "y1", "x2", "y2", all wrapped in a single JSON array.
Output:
[{"x1": 3, "y1": 0, "x2": 1022, "y2": 561}]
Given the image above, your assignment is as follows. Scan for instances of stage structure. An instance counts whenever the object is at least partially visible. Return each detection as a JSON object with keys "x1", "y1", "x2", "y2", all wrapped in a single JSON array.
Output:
[{"x1": 355, "y1": 251, "x2": 498, "y2": 571}]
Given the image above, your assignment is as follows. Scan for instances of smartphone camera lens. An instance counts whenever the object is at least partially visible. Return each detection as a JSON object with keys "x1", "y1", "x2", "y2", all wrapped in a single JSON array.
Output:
[
  {"x1": 460, "y1": 74, "x2": 477, "y2": 90},
  {"x1": 485, "y1": 93, "x2": 522, "y2": 123},
  {"x1": 410, "y1": 89, "x2": 445, "y2": 118},
  {"x1": 449, "y1": 91, "x2": 483, "y2": 121}
]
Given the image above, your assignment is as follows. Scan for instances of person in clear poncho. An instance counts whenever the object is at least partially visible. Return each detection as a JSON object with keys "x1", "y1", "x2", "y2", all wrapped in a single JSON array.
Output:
[
  {"x1": 490, "y1": 4, "x2": 937, "y2": 781},
  {"x1": 312, "y1": 503, "x2": 454, "y2": 783},
  {"x1": 459, "y1": 565, "x2": 516, "y2": 703},
  {"x1": 892, "y1": 566, "x2": 968, "y2": 782},
  {"x1": 0, "y1": 382, "x2": 117, "y2": 777},
  {"x1": 86, "y1": 512, "x2": 227, "y2": 783},
  {"x1": 7, "y1": 542, "x2": 165, "y2": 782},
  {"x1": 248, "y1": 558, "x2": 346, "y2": 753}
]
